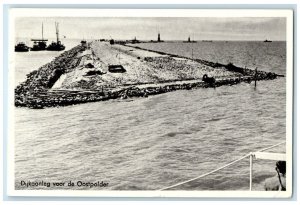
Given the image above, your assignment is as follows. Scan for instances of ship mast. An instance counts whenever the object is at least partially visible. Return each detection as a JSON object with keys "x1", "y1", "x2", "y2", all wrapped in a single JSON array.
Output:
[
  {"x1": 191, "y1": 33, "x2": 194, "y2": 60},
  {"x1": 55, "y1": 22, "x2": 59, "y2": 43},
  {"x1": 42, "y1": 23, "x2": 44, "y2": 41}
]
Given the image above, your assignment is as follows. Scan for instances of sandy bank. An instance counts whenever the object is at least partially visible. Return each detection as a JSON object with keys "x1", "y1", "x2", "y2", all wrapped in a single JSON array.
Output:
[{"x1": 55, "y1": 42, "x2": 238, "y2": 91}]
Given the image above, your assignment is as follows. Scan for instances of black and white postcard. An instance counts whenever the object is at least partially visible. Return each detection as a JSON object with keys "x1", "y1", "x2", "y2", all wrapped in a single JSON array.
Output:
[{"x1": 7, "y1": 8, "x2": 293, "y2": 198}]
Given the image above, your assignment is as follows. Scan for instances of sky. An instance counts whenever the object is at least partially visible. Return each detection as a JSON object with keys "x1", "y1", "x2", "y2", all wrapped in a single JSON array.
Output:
[{"x1": 14, "y1": 17, "x2": 286, "y2": 41}]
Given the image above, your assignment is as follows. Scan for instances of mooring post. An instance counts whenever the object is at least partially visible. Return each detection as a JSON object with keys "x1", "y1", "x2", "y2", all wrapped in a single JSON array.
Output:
[
  {"x1": 250, "y1": 153, "x2": 253, "y2": 191},
  {"x1": 254, "y1": 67, "x2": 257, "y2": 88}
]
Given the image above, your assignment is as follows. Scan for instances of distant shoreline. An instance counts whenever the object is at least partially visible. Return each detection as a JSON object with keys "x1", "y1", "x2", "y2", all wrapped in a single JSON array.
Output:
[{"x1": 15, "y1": 37, "x2": 287, "y2": 43}]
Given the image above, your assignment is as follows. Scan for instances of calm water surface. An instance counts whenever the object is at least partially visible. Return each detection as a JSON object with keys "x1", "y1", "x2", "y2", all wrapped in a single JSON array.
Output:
[{"x1": 14, "y1": 41, "x2": 286, "y2": 190}]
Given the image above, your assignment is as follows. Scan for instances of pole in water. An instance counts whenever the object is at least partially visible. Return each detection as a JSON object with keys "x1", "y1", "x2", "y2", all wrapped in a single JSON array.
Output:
[
  {"x1": 254, "y1": 67, "x2": 257, "y2": 88},
  {"x1": 249, "y1": 153, "x2": 253, "y2": 191},
  {"x1": 118, "y1": 46, "x2": 121, "y2": 64}
]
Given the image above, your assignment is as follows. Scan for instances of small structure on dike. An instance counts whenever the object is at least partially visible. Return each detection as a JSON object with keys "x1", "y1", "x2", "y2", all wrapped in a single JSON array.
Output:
[{"x1": 108, "y1": 65, "x2": 126, "y2": 73}]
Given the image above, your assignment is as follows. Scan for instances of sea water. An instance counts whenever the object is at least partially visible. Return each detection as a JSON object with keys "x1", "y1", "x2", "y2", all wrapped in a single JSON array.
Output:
[{"x1": 13, "y1": 41, "x2": 286, "y2": 190}]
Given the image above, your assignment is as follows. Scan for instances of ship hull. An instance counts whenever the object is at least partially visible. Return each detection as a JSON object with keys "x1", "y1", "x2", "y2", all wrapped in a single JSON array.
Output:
[
  {"x1": 15, "y1": 48, "x2": 29, "y2": 52},
  {"x1": 46, "y1": 46, "x2": 65, "y2": 51},
  {"x1": 15, "y1": 43, "x2": 29, "y2": 52},
  {"x1": 30, "y1": 47, "x2": 47, "y2": 51}
]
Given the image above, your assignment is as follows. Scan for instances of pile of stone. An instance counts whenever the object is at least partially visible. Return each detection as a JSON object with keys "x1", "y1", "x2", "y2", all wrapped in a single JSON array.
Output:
[
  {"x1": 128, "y1": 45, "x2": 282, "y2": 81},
  {"x1": 223, "y1": 63, "x2": 278, "y2": 80},
  {"x1": 15, "y1": 45, "x2": 86, "y2": 107}
]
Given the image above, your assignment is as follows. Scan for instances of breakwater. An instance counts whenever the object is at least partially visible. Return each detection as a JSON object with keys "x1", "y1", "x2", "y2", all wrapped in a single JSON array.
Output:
[
  {"x1": 16, "y1": 76, "x2": 252, "y2": 108},
  {"x1": 15, "y1": 45, "x2": 86, "y2": 107},
  {"x1": 125, "y1": 45, "x2": 283, "y2": 79},
  {"x1": 15, "y1": 43, "x2": 283, "y2": 109}
]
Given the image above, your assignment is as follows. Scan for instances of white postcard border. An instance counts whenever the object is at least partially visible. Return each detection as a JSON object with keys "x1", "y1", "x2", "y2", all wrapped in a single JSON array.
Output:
[{"x1": 7, "y1": 8, "x2": 294, "y2": 198}]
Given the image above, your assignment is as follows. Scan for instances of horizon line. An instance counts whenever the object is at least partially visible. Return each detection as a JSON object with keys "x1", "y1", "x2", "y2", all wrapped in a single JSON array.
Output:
[{"x1": 14, "y1": 37, "x2": 286, "y2": 42}]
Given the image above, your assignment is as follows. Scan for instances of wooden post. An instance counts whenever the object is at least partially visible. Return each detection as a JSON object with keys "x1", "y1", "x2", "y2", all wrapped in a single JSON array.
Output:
[
  {"x1": 250, "y1": 154, "x2": 253, "y2": 191},
  {"x1": 254, "y1": 67, "x2": 257, "y2": 88}
]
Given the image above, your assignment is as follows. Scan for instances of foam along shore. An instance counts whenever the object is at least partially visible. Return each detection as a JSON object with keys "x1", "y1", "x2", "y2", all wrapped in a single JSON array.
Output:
[{"x1": 15, "y1": 41, "x2": 283, "y2": 109}]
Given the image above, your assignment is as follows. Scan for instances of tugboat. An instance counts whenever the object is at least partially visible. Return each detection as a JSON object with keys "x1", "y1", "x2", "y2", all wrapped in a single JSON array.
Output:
[
  {"x1": 47, "y1": 22, "x2": 65, "y2": 51},
  {"x1": 31, "y1": 23, "x2": 48, "y2": 51},
  {"x1": 15, "y1": 42, "x2": 29, "y2": 52}
]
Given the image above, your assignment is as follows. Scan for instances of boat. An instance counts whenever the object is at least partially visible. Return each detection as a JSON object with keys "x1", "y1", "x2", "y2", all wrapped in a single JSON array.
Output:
[
  {"x1": 130, "y1": 36, "x2": 140, "y2": 44},
  {"x1": 264, "y1": 39, "x2": 272, "y2": 42},
  {"x1": 47, "y1": 22, "x2": 65, "y2": 51},
  {"x1": 15, "y1": 42, "x2": 29, "y2": 52},
  {"x1": 31, "y1": 40, "x2": 47, "y2": 51},
  {"x1": 30, "y1": 23, "x2": 48, "y2": 51},
  {"x1": 183, "y1": 36, "x2": 197, "y2": 43},
  {"x1": 202, "y1": 40, "x2": 213, "y2": 42},
  {"x1": 47, "y1": 41, "x2": 65, "y2": 51}
]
